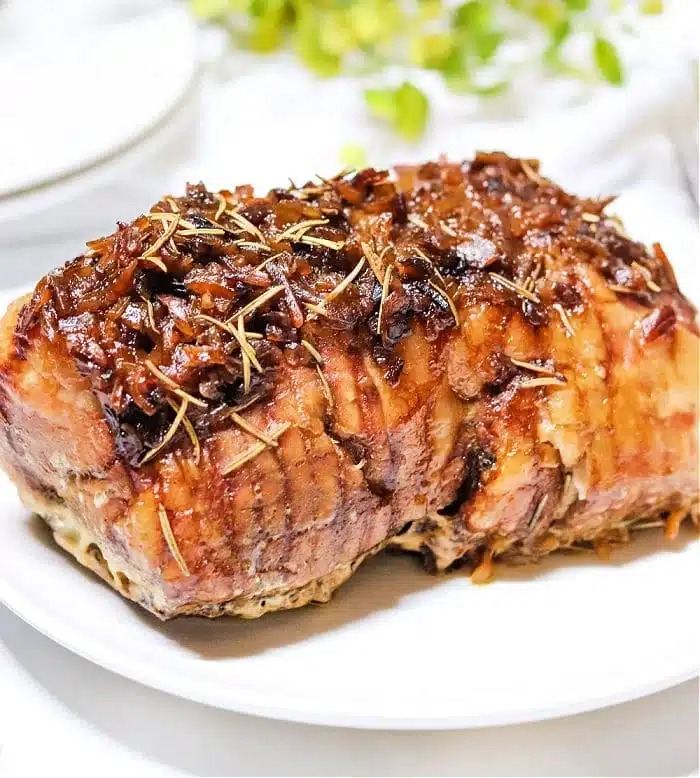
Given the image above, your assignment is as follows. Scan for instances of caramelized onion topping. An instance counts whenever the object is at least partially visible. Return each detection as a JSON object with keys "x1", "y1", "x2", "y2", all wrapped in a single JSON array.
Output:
[{"x1": 15, "y1": 154, "x2": 681, "y2": 465}]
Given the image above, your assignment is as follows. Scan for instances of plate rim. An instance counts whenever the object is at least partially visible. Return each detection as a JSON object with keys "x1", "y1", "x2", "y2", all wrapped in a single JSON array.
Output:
[{"x1": 0, "y1": 543, "x2": 697, "y2": 730}]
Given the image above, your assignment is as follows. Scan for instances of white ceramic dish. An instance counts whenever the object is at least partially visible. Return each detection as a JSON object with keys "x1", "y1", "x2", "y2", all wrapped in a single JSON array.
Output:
[
  {"x1": 0, "y1": 486, "x2": 696, "y2": 729},
  {"x1": 0, "y1": 186, "x2": 697, "y2": 730},
  {"x1": 0, "y1": 5, "x2": 199, "y2": 288},
  {"x1": 0, "y1": 5, "x2": 197, "y2": 199}
]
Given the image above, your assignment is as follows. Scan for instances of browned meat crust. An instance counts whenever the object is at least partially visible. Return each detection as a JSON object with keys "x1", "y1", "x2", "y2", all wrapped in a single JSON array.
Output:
[{"x1": 0, "y1": 153, "x2": 697, "y2": 619}]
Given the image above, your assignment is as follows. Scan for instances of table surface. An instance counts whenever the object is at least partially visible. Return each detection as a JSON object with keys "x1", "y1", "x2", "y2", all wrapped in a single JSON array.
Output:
[{"x1": 0, "y1": 602, "x2": 697, "y2": 777}]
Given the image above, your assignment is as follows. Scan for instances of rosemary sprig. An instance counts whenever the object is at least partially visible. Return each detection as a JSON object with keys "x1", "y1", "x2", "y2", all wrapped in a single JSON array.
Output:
[
  {"x1": 168, "y1": 398, "x2": 201, "y2": 465},
  {"x1": 519, "y1": 376, "x2": 567, "y2": 390},
  {"x1": 510, "y1": 358, "x2": 555, "y2": 375},
  {"x1": 144, "y1": 360, "x2": 208, "y2": 408},
  {"x1": 300, "y1": 339, "x2": 324, "y2": 364},
  {"x1": 221, "y1": 422, "x2": 291, "y2": 475},
  {"x1": 377, "y1": 264, "x2": 393, "y2": 335},
  {"x1": 176, "y1": 228, "x2": 226, "y2": 237},
  {"x1": 428, "y1": 280, "x2": 459, "y2": 325},
  {"x1": 313, "y1": 256, "x2": 366, "y2": 312},
  {"x1": 489, "y1": 272, "x2": 540, "y2": 304},
  {"x1": 552, "y1": 303, "x2": 575, "y2": 337},
  {"x1": 141, "y1": 212, "x2": 179, "y2": 261},
  {"x1": 140, "y1": 397, "x2": 189, "y2": 465},
  {"x1": 361, "y1": 241, "x2": 389, "y2": 284},
  {"x1": 230, "y1": 412, "x2": 281, "y2": 447},
  {"x1": 158, "y1": 504, "x2": 190, "y2": 577},
  {"x1": 277, "y1": 218, "x2": 329, "y2": 242},
  {"x1": 528, "y1": 495, "x2": 549, "y2": 529},
  {"x1": 316, "y1": 364, "x2": 334, "y2": 408},
  {"x1": 226, "y1": 208, "x2": 266, "y2": 242},
  {"x1": 300, "y1": 235, "x2": 346, "y2": 251},
  {"x1": 227, "y1": 285, "x2": 285, "y2": 323}
]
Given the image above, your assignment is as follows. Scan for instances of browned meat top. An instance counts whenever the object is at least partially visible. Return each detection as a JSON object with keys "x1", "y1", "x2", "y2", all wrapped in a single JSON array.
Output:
[{"x1": 14, "y1": 152, "x2": 696, "y2": 468}]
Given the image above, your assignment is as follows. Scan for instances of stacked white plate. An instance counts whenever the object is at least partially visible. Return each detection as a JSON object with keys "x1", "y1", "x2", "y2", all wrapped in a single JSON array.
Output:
[{"x1": 0, "y1": 2, "x2": 199, "y2": 287}]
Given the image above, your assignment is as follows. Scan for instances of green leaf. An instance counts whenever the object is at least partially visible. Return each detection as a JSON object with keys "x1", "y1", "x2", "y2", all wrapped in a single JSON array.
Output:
[
  {"x1": 452, "y1": 1, "x2": 502, "y2": 63},
  {"x1": 563, "y1": 0, "x2": 590, "y2": 10},
  {"x1": 439, "y1": 47, "x2": 471, "y2": 93},
  {"x1": 189, "y1": 0, "x2": 645, "y2": 142},
  {"x1": 349, "y1": 0, "x2": 402, "y2": 46},
  {"x1": 339, "y1": 143, "x2": 368, "y2": 169},
  {"x1": 364, "y1": 88, "x2": 397, "y2": 121},
  {"x1": 417, "y1": 0, "x2": 443, "y2": 22},
  {"x1": 409, "y1": 33, "x2": 455, "y2": 70},
  {"x1": 530, "y1": 0, "x2": 562, "y2": 27},
  {"x1": 593, "y1": 36, "x2": 624, "y2": 85},
  {"x1": 440, "y1": 47, "x2": 468, "y2": 79},
  {"x1": 249, "y1": 16, "x2": 284, "y2": 51},
  {"x1": 544, "y1": 18, "x2": 571, "y2": 66},
  {"x1": 640, "y1": 0, "x2": 663, "y2": 14},
  {"x1": 453, "y1": 1, "x2": 491, "y2": 35},
  {"x1": 189, "y1": 0, "x2": 231, "y2": 19},
  {"x1": 295, "y1": 5, "x2": 342, "y2": 77},
  {"x1": 249, "y1": 0, "x2": 267, "y2": 17},
  {"x1": 549, "y1": 18, "x2": 571, "y2": 49},
  {"x1": 444, "y1": 75, "x2": 473, "y2": 94},
  {"x1": 394, "y1": 81, "x2": 429, "y2": 141},
  {"x1": 365, "y1": 82, "x2": 429, "y2": 141},
  {"x1": 246, "y1": 0, "x2": 287, "y2": 51},
  {"x1": 319, "y1": 10, "x2": 356, "y2": 56},
  {"x1": 473, "y1": 30, "x2": 503, "y2": 62}
]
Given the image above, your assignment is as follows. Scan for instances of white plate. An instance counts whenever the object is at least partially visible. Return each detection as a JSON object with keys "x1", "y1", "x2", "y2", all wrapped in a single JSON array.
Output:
[
  {"x1": 0, "y1": 5, "x2": 197, "y2": 199},
  {"x1": 0, "y1": 187, "x2": 697, "y2": 730},
  {"x1": 0, "y1": 493, "x2": 696, "y2": 729}
]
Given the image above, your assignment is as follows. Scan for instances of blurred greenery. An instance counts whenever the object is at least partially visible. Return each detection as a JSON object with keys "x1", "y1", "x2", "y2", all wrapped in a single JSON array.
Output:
[
  {"x1": 191, "y1": 0, "x2": 662, "y2": 141},
  {"x1": 366, "y1": 82, "x2": 429, "y2": 139},
  {"x1": 340, "y1": 142, "x2": 370, "y2": 168},
  {"x1": 593, "y1": 35, "x2": 623, "y2": 85}
]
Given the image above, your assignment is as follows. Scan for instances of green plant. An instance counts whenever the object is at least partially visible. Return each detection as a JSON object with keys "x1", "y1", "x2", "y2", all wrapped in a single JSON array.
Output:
[{"x1": 191, "y1": 0, "x2": 662, "y2": 141}]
